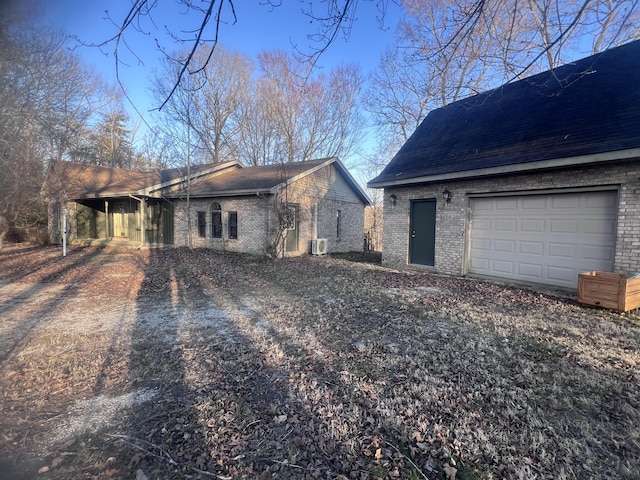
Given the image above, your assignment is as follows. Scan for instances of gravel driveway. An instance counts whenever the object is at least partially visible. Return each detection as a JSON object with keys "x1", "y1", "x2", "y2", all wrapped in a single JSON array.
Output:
[{"x1": 1, "y1": 244, "x2": 638, "y2": 479}]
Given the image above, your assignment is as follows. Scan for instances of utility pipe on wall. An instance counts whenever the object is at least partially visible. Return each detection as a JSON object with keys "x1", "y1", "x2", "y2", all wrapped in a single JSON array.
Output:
[{"x1": 313, "y1": 203, "x2": 318, "y2": 240}]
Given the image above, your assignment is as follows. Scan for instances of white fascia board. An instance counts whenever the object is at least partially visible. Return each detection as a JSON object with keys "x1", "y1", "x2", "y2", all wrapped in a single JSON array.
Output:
[{"x1": 367, "y1": 148, "x2": 640, "y2": 189}]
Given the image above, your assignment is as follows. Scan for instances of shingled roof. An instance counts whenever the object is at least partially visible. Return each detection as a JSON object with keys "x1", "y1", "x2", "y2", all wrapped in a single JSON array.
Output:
[
  {"x1": 181, "y1": 158, "x2": 332, "y2": 196},
  {"x1": 368, "y1": 40, "x2": 640, "y2": 188},
  {"x1": 171, "y1": 157, "x2": 371, "y2": 205},
  {"x1": 46, "y1": 161, "x2": 236, "y2": 199},
  {"x1": 47, "y1": 157, "x2": 371, "y2": 205}
]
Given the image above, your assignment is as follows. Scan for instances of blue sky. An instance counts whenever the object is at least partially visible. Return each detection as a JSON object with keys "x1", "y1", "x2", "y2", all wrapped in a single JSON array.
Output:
[{"x1": 37, "y1": 1, "x2": 403, "y2": 125}]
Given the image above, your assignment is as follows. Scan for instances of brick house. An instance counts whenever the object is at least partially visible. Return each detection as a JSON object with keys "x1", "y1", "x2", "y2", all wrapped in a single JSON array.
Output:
[
  {"x1": 46, "y1": 157, "x2": 370, "y2": 256},
  {"x1": 368, "y1": 40, "x2": 640, "y2": 289}
]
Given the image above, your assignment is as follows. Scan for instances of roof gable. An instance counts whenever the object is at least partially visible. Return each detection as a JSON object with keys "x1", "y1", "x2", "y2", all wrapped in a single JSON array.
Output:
[{"x1": 369, "y1": 40, "x2": 640, "y2": 187}]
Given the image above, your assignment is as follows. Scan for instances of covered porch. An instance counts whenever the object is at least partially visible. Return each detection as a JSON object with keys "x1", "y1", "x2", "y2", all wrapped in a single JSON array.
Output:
[{"x1": 73, "y1": 196, "x2": 174, "y2": 246}]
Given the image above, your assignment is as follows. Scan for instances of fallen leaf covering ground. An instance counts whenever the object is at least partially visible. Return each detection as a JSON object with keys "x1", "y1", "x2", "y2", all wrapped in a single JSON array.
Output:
[{"x1": 0, "y1": 244, "x2": 639, "y2": 480}]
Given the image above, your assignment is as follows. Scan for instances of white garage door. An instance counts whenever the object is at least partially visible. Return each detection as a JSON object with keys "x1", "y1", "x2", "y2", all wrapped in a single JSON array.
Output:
[{"x1": 469, "y1": 191, "x2": 617, "y2": 288}]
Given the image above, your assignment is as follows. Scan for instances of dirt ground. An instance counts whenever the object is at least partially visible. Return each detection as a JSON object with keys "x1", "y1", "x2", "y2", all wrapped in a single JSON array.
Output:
[{"x1": 1, "y1": 244, "x2": 639, "y2": 480}]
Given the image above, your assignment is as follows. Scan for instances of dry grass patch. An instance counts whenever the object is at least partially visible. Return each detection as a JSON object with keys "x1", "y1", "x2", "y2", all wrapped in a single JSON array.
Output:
[{"x1": 0, "y1": 245, "x2": 638, "y2": 479}]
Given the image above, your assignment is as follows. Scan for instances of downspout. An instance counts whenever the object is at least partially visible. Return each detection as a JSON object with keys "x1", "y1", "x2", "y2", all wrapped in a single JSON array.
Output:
[
  {"x1": 129, "y1": 194, "x2": 146, "y2": 247},
  {"x1": 258, "y1": 192, "x2": 270, "y2": 257},
  {"x1": 313, "y1": 203, "x2": 318, "y2": 240}
]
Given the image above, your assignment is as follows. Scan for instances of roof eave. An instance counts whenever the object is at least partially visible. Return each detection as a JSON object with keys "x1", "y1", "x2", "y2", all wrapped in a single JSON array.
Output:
[
  {"x1": 69, "y1": 191, "x2": 137, "y2": 200},
  {"x1": 367, "y1": 148, "x2": 640, "y2": 188},
  {"x1": 165, "y1": 188, "x2": 273, "y2": 199},
  {"x1": 139, "y1": 161, "x2": 241, "y2": 196}
]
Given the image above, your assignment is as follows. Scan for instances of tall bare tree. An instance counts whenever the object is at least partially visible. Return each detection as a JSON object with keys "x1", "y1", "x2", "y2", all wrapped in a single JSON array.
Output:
[
  {"x1": 105, "y1": 0, "x2": 377, "y2": 108},
  {"x1": 184, "y1": 46, "x2": 253, "y2": 163},
  {"x1": 251, "y1": 50, "x2": 364, "y2": 164},
  {"x1": 0, "y1": 15, "x2": 113, "y2": 244},
  {"x1": 236, "y1": 86, "x2": 284, "y2": 167},
  {"x1": 364, "y1": 49, "x2": 432, "y2": 151},
  {"x1": 153, "y1": 46, "x2": 364, "y2": 166},
  {"x1": 366, "y1": 0, "x2": 640, "y2": 161},
  {"x1": 152, "y1": 45, "x2": 252, "y2": 164}
]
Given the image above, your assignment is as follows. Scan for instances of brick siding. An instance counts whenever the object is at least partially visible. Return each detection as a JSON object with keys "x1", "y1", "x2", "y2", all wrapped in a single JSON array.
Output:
[
  {"x1": 173, "y1": 196, "x2": 268, "y2": 255},
  {"x1": 381, "y1": 161, "x2": 640, "y2": 276},
  {"x1": 173, "y1": 163, "x2": 367, "y2": 257}
]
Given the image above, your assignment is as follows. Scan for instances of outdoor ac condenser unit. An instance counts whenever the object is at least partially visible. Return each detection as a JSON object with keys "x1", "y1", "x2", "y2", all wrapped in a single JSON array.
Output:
[{"x1": 312, "y1": 238, "x2": 328, "y2": 255}]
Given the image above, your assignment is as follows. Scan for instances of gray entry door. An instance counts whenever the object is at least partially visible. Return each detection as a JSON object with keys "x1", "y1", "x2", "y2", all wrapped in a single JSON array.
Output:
[{"x1": 410, "y1": 199, "x2": 436, "y2": 266}]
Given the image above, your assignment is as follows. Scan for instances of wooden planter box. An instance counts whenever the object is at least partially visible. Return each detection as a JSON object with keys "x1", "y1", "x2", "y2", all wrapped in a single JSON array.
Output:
[{"x1": 578, "y1": 271, "x2": 640, "y2": 312}]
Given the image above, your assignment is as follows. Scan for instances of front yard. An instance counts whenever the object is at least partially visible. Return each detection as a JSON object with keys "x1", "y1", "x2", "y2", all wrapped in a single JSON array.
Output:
[{"x1": 1, "y1": 245, "x2": 638, "y2": 479}]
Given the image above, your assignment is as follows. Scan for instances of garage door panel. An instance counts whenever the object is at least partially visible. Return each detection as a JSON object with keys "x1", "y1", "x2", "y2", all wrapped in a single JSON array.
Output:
[
  {"x1": 518, "y1": 263, "x2": 543, "y2": 278},
  {"x1": 470, "y1": 191, "x2": 617, "y2": 288},
  {"x1": 584, "y1": 219, "x2": 616, "y2": 234},
  {"x1": 493, "y1": 260, "x2": 515, "y2": 274},
  {"x1": 522, "y1": 197, "x2": 547, "y2": 209},
  {"x1": 473, "y1": 199, "x2": 493, "y2": 211},
  {"x1": 495, "y1": 219, "x2": 517, "y2": 231},
  {"x1": 550, "y1": 219, "x2": 579, "y2": 234},
  {"x1": 547, "y1": 266, "x2": 576, "y2": 283},
  {"x1": 471, "y1": 237, "x2": 490, "y2": 250},
  {"x1": 473, "y1": 218, "x2": 492, "y2": 232},
  {"x1": 548, "y1": 243, "x2": 576, "y2": 259},
  {"x1": 520, "y1": 219, "x2": 545, "y2": 232},
  {"x1": 519, "y1": 241, "x2": 544, "y2": 255},
  {"x1": 586, "y1": 193, "x2": 618, "y2": 208},
  {"x1": 494, "y1": 239, "x2": 515, "y2": 252},
  {"x1": 551, "y1": 196, "x2": 581, "y2": 209},
  {"x1": 496, "y1": 198, "x2": 518, "y2": 210},
  {"x1": 470, "y1": 257, "x2": 490, "y2": 272},
  {"x1": 582, "y1": 245, "x2": 614, "y2": 261}
]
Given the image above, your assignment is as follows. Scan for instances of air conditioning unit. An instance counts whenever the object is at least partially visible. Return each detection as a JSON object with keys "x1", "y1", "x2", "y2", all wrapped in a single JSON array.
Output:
[{"x1": 311, "y1": 238, "x2": 328, "y2": 255}]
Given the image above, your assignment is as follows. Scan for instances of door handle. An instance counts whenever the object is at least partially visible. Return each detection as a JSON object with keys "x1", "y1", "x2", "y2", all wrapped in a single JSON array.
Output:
[{"x1": 411, "y1": 230, "x2": 416, "y2": 238}]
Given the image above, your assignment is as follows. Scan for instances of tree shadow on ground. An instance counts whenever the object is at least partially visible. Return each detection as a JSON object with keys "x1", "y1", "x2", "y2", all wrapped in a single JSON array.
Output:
[
  {"x1": 115, "y1": 248, "x2": 314, "y2": 478},
  {"x1": 113, "y1": 248, "x2": 404, "y2": 479}
]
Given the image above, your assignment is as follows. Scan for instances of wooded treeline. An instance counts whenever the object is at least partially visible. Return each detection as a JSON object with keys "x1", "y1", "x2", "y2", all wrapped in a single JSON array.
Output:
[{"x1": 1, "y1": 0, "x2": 638, "y2": 246}]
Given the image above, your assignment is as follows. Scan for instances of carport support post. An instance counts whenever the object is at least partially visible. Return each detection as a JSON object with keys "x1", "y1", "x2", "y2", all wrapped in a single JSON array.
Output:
[
  {"x1": 62, "y1": 207, "x2": 67, "y2": 257},
  {"x1": 129, "y1": 194, "x2": 145, "y2": 246},
  {"x1": 139, "y1": 197, "x2": 145, "y2": 246}
]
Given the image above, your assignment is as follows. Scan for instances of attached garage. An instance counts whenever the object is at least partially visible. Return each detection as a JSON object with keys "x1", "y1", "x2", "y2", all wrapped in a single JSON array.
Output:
[
  {"x1": 468, "y1": 190, "x2": 618, "y2": 288},
  {"x1": 369, "y1": 41, "x2": 640, "y2": 287}
]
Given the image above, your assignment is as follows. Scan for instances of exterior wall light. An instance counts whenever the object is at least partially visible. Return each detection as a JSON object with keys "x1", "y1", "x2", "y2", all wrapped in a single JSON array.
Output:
[
  {"x1": 389, "y1": 193, "x2": 397, "y2": 206},
  {"x1": 443, "y1": 188, "x2": 451, "y2": 203}
]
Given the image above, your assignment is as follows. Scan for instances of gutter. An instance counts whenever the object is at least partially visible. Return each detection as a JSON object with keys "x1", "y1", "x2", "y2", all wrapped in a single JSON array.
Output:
[{"x1": 165, "y1": 188, "x2": 273, "y2": 199}]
